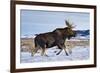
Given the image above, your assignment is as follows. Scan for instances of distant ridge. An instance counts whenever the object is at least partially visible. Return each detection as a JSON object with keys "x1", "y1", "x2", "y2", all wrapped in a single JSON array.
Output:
[{"x1": 75, "y1": 30, "x2": 89, "y2": 36}]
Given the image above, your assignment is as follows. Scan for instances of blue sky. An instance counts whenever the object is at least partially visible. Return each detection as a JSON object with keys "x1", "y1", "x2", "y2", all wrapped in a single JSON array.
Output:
[{"x1": 20, "y1": 10, "x2": 90, "y2": 36}]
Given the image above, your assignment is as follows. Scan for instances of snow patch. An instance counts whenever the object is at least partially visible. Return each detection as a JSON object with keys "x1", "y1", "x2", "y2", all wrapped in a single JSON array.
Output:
[{"x1": 20, "y1": 46, "x2": 89, "y2": 63}]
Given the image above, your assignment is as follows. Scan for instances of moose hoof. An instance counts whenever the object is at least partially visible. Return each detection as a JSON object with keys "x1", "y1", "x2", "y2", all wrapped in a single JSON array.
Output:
[
  {"x1": 56, "y1": 53, "x2": 60, "y2": 55},
  {"x1": 31, "y1": 53, "x2": 34, "y2": 57},
  {"x1": 66, "y1": 53, "x2": 69, "y2": 56},
  {"x1": 56, "y1": 54, "x2": 58, "y2": 55},
  {"x1": 54, "y1": 51, "x2": 57, "y2": 53},
  {"x1": 45, "y1": 54, "x2": 49, "y2": 57}
]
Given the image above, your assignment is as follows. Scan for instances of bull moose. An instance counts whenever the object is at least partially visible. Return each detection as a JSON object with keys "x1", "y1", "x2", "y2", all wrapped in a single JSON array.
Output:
[{"x1": 31, "y1": 20, "x2": 76, "y2": 56}]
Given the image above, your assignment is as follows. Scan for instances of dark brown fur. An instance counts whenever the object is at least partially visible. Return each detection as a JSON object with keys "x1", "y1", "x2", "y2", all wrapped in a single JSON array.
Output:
[{"x1": 31, "y1": 20, "x2": 76, "y2": 56}]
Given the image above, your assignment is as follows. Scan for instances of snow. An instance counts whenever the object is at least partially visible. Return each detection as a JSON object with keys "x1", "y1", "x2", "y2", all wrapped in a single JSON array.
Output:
[
  {"x1": 20, "y1": 46, "x2": 89, "y2": 63},
  {"x1": 21, "y1": 35, "x2": 36, "y2": 38}
]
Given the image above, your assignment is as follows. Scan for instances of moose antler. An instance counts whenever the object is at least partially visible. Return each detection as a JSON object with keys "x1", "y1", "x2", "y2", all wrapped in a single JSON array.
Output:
[{"x1": 65, "y1": 20, "x2": 75, "y2": 28}]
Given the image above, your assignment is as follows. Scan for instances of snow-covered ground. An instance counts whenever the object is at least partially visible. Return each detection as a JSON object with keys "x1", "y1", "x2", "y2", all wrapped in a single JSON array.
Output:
[{"x1": 20, "y1": 46, "x2": 89, "y2": 63}]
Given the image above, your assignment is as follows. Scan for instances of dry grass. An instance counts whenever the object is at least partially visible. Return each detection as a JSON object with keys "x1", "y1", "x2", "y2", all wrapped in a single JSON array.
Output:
[
  {"x1": 65, "y1": 39, "x2": 89, "y2": 49},
  {"x1": 21, "y1": 38, "x2": 35, "y2": 52},
  {"x1": 21, "y1": 38, "x2": 89, "y2": 52}
]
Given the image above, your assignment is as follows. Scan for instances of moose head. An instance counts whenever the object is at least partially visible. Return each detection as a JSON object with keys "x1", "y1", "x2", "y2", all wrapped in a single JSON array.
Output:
[{"x1": 64, "y1": 20, "x2": 76, "y2": 39}]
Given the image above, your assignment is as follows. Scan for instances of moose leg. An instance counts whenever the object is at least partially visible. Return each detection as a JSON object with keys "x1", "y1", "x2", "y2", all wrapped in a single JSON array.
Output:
[
  {"x1": 41, "y1": 48, "x2": 48, "y2": 57},
  {"x1": 56, "y1": 45, "x2": 63, "y2": 55},
  {"x1": 56, "y1": 44, "x2": 68, "y2": 56},
  {"x1": 41, "y1": 48, "x2": 45, "y2": 56},
  {"x1": 63, "y1": 47, "x2": 69, "y2": 56},
  {"x1": 63, "y1": 43, "x2": 69, "y2": 56},
  {"x1": 31, "y1": 48, "x2": 38, "y2": 56},
  {"x1": 56, "y1": 49, "x2": 63, "y2": 55},
  {"x1": 68, "y1": 46, "x2": 72, "y2": 54},
  {"x1": 56, "y1": 45, "x2": 64, "y2": 55},
  {"x1": 41, "y1": 45, "x2": 48, "y2": 56},
  {"x1": 65, "y1": 44, "x2": 72, "y2": 54},
  {"x1": 56, "y1": 44, "x2": 63, "y2": 55}
]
